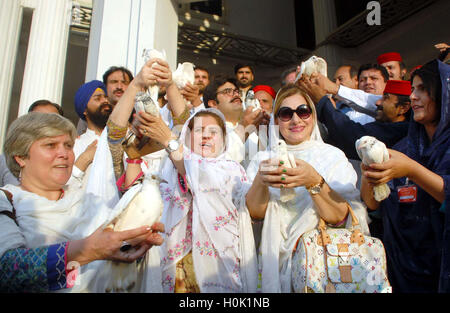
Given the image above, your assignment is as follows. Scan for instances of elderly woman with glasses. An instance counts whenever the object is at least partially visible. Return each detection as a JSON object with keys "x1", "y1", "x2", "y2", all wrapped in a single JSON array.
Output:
[
  {"x1": 245, "y1": 84, "x2": 369, "y2": 292},
  {"x1": 0, "y1": 112, "x2": 163, "y2": 292}
]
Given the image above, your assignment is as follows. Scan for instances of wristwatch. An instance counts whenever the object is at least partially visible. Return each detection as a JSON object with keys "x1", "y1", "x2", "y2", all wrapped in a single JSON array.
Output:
[
  {"x1": 306, "y1": 176, "x2": 325, "y2": 195},
  {"x1": 165, "y1": 139, "x2": 180, "y2": 153}
]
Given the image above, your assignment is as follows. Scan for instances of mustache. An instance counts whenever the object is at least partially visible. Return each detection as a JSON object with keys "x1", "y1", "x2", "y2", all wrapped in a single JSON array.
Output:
[
  {"x1": 113, "y1": 88, "x2": 124, "y2": 93},
  {"x1": 232, "y1": 96, "x2": 241, "y2": 102},
  {"x1": 99, "y1": 103, "x2": 113, "y2": 111}
]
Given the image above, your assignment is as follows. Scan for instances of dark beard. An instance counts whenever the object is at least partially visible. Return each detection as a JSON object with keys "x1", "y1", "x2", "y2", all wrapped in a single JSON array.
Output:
[
  {"x1": 86, "y1": 104, "x2": 112, "y2": 129},
  {"x1": 238, "y1": 80, "x2": 251, "y2": 88},
  {"x1": 196, "y1": 83, "x2": 206, "y2": 94}
]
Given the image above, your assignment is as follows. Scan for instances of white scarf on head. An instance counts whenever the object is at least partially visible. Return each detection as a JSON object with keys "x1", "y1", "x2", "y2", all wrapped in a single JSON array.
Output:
[
  {"x1": 246, "y1": 101, "x2": 369, "y2": 293},
  {"x1": 159, "y1": 108, "x2": 257, "y2": 293}
]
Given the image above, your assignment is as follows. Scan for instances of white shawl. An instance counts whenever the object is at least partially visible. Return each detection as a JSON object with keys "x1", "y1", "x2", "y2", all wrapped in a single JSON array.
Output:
[
  {"x1": 245, "y1": 103, "x2": 369, "y2": 293},
  {"x1": 0, "y1": 128, "x2": 159, "y2": 292},
  {"x1": 159, "y1": 108, "x2": 257, "y2": 293}
]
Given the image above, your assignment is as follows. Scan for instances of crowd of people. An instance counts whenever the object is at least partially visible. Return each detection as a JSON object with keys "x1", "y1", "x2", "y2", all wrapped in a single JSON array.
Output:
[{"x1": 0, "y1": 42, "x2": 449, "y2": 293}]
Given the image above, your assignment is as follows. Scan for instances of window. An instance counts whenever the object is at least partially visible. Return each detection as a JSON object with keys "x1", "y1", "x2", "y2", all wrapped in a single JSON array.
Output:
[
  {"x1": 178, "y1": 0, "x2": 227, "y2": 26},
  {"x1": 294, "y1": 0, "x2": 315, "y2": 50},
  {"x1": 190, "y1": 0, "x2": 222, "y2": 17},
  {"x1": 334, "y1": 0, "x2": 367, "y2": 27}
]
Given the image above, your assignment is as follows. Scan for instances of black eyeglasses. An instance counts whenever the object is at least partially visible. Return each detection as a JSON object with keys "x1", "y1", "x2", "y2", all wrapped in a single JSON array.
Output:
[
  {"x1": 216, "y1": 88, "x2": 240, "y2": 96},
  {"x1": 276, "y1": 104, "x2": 312, "y2": 122}
]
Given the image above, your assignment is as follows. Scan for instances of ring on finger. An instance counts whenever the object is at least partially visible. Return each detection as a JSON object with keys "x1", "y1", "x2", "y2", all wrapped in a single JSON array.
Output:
[{"x1": 120, "y1": 241, "x2": 132, "y2": 252}]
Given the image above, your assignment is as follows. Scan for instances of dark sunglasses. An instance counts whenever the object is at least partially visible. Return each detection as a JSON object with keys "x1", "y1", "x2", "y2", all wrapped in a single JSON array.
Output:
[{"x1": 276, "y1": 104, "x2": 312, "y2": 122}]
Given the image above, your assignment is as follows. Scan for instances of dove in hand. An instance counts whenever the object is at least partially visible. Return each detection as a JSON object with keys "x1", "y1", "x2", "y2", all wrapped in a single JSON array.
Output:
[
  {"x1": 274, "y1": 139, "x2": 297, "y2": 202},
  {"x1": 139, "y1": 48, "x2": 167, "y2": 114},
  {"x1": 172, "y1": 62, "x2": 196, "y2": 106},
  {"x1": 104, "y1": 168, "x2": 164, "y2": 292},
  {"x1": 295, "y1": 55, "x2": 328, "y2": 82},
  {"x1": 355, "y1": 136, "x2": 391, "y2": 201}
]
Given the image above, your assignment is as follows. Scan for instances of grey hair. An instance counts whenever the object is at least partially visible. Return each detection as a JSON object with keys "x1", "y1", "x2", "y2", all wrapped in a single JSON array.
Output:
[{"x1": 4, "y1": 112, "x2": 77, "y2": 178}]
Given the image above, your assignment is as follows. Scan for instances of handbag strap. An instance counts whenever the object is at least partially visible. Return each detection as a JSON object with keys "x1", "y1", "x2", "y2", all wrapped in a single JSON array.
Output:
[
  {"x1": 318, "y1": 203, "x2": 359, "y2": 231},
  {"x1": 319, "y1": 203, "x2": 365, "y2": 247},
  {"x1": 0, "y1": 188, "x2": 18, "y2": 226}
]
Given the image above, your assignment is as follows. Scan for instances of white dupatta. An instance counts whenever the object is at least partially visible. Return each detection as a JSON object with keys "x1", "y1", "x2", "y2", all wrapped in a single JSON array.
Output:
[
  {"x1": 0, "y1": 128, "x2": 154, "y2": 292},
  {"x1": 159, "y1": 108, "x2": 258, "y2": 293},
  {"x1": 245, "y1": 102, "x2": 369, "y2": 293}
]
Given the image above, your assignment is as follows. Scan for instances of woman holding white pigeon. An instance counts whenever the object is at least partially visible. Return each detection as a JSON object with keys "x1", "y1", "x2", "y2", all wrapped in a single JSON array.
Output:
[
  {"x1": 360, "y1": 59, "x2": 450, "y2": 293},
  {"x1": 111, "y1": 55, "x2": 258, "y2": 293},
  {"x1": 245, "y1": 84, "x2": 369, "y2": 292},
  {"x1": 136, "y1": 107, "x2": 258, "y2": 293},
  {"x1": 0, "y1": 112, "x2": 164, "y2": 292}
]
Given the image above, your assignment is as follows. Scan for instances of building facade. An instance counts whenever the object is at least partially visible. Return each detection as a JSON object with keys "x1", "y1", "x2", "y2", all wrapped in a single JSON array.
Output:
[{"x1": 1, "y1": 0, "x2": 448, "y2": 151}]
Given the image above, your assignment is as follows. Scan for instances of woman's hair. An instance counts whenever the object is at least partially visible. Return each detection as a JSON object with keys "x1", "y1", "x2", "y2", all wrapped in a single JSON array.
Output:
[
  {"x1": 187, "y1": 111, "x2": 226, "y2": 136},
  {"x1": 272, "y1": 84, "x2": 318, "y2": 143},
  {"x1": 410, "y1": 60, "x2": 442, "y2": 116},
  {"x1": 4, "y1": 112, "x2": 77, "y2": 178},
  {"x1": 273, "y1": 84, "x2": 316, "y2": 122},
  {"x1": 186, "y1": 111, "x2": 227, "y2": 149}
]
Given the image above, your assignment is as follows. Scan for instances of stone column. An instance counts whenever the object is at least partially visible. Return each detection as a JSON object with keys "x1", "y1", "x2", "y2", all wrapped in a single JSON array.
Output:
[
  {"x1": 86, "y1": 0, "x2": 178, "y2": 82},
  {"x1": 0, "y1": 0, "x2": 22, "y2": 151},
  {"x1": 17, "y1": 0, "x2": 72, "y2": 116},
  {"x1": 312, "y1": 0, "x2": 342, "y2": 77}
]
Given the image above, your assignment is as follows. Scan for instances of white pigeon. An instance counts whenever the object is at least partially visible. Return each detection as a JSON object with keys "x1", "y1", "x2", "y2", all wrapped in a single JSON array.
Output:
[
  {"x1": 355, "y1": 136, "x2": 391, "y2": 201},
  {"x1": 129, "y1": 49, "x2": 166, "y2": 146},
  {"x1": 273, "y1": 139, "x2": 297, "y2": 202},
  {"x1": 172, "y1": 62, "x2": 195, "y2": 107},
  {"x1": 140, "y1": 48, "x2": 167, "y2": 111},
  {"x1": 295, "y1": 55, "x2": 328, "y2": 82},
  {"x1": 243, "y1": 89, "x2": 261, "y2": 112},
  {"x1": 172, "y1": 62, "x2": 195, "y2": 89},
  {"x1": 104, "y1": 169, "x2": 164, "y2": 292}
]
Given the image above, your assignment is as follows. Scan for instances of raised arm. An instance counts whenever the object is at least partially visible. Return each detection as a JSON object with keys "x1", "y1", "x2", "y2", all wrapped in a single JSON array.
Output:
[
  {"x1": 135, "y1": 112, "x2": 185, "y2": 175},
  {"x1": 109, "y1": 58, "x2": 171, "y2": 128}
]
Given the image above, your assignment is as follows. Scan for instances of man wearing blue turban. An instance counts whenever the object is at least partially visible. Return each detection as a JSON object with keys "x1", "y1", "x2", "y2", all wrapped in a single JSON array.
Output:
[{"x1": 72, "y1": 80, "x2": 113, "y2": 183}]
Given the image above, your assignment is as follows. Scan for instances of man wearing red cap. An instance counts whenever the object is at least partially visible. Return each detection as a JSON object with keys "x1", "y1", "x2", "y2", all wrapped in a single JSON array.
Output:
[
  {"x1": 298, "y1": 77, "x2": 411, "y2": 160},
  {"x1": 377, "y1": 52, "x2": 407, "y2": 81},
  {"x1": 252, "y1": 85, "x2": 276, "y2": 113}
]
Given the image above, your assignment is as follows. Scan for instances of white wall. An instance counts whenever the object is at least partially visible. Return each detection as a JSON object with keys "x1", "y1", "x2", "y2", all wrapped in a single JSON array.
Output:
[{"x1": 86, "y1": 0, "x2": 179, "y2": 81}]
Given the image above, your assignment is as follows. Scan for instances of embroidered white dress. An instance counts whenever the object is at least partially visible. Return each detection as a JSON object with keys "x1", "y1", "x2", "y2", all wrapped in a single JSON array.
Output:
[{"x1": 159, "y1": 108, "x2": 258, "y2": 293}]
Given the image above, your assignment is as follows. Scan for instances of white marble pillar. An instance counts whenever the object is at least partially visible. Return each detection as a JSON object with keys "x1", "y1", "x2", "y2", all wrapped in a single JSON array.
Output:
[
  {"x1": 312, "y1": 0, "x2": 342, "y2": 77},
  {"x1": 0, "y1": 0, "x2": 22, "y2": 151},
  {"x1": 17, "y1": 0, "x2": 72, "y2": 116},
  {"x1": 86, "y1": 0, "x2": 178, "y2": 81}
]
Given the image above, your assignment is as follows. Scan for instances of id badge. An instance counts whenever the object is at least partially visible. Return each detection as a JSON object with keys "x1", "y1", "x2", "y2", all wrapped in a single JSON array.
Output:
[{"x1": 397, "y1": 179, "x2": 417, "y2": 203}]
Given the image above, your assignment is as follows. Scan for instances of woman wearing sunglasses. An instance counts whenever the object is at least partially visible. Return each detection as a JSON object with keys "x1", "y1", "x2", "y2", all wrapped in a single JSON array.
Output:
[{"x1": 245, "y1": 84, "x2": 369, "y2": 292}]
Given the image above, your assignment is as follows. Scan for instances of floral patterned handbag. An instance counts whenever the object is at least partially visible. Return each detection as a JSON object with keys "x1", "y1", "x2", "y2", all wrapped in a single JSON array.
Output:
[{"x1": 291, "y1": 205, "x2": 391, "y2": 293}]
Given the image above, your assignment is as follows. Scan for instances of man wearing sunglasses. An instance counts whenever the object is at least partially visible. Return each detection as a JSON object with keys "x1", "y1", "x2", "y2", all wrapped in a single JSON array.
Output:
[{"x1": 203, "y1": 75, "x2": 269, "y2": 163}]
